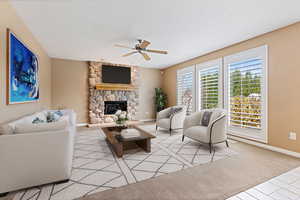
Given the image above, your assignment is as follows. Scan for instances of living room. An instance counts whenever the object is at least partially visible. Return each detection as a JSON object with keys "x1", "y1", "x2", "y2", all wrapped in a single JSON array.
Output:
[{"x1": 1, "y1": 0, "x2": 300, "y2": 200}]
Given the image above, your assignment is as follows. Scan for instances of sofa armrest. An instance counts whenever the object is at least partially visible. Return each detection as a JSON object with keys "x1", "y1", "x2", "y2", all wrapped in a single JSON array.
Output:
[
  {"x1": 183, "y1": 112, "x2": 202, "y2": 130},
  {"x1": 61, "y1": 109, "x2": 77, "y2": 127}
]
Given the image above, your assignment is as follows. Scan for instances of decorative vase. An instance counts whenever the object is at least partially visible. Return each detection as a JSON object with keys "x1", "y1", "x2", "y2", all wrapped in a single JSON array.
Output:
[{"x1": 115, "y1": 110, "x2": 129, "y2": 127}]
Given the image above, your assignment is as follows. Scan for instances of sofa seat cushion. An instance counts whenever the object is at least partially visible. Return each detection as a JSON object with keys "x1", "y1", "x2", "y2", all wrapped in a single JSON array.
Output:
[
  {"x1": 184, "y1": 126, "x2": 209, "y2": 143},
  {"x1": 157, "y1": 118, "x2": 170, "y2": 129},
  {"x1": 14, "y1": 116, "x2": 69, "y2": 134}
]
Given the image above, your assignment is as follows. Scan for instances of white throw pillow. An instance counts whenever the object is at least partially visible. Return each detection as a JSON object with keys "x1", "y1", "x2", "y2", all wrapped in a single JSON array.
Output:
[
  {"x1": 14, "y1": 118, "x2": 69, "y2": 134},
  {"x1": 22, "y1": 112, "x2": 47, "y2": 124}
]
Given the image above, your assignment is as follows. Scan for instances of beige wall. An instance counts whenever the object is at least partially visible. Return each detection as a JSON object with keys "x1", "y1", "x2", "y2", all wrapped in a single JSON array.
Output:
[
  {"x1": 51, "y1": 58, "x2": 89, "y2": 123},
  {"x1": 51, "y1": 58, "x2": 162, "y2": 123},
  {"x1": 162, "y1": 22, "x2": 300, "y2": 153},
  {"x1": 0, "y1": 1, "x2": 52, "y2": 123},
  {"x1": 137, "y1": 68, "x2": 162, "y2": 120}
]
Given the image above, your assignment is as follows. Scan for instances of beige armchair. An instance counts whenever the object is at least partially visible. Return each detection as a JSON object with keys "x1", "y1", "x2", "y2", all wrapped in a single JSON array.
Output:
[
  {"x1": 183, "y1": 108, "x2": 228, "y2": 153},
  {"x1": 156, "y1": 106, "x2": 187, "y2": 135}
]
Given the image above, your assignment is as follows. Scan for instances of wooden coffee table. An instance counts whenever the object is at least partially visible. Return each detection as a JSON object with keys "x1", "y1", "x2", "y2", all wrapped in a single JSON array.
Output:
[{"x1": 102, "y1": 125, "x2": 155, "y2": 158}]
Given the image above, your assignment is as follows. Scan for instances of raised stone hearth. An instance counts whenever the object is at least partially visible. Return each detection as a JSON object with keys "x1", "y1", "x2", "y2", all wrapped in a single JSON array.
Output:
[{"x1": 88, "y1": 61, "x2": 140, "y2": 124}]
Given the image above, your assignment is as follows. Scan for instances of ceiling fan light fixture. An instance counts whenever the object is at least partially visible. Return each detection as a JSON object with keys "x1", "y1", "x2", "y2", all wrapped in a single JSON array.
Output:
[{"x1": 115, "y1": 39, "x2": 168, "y2": 61}]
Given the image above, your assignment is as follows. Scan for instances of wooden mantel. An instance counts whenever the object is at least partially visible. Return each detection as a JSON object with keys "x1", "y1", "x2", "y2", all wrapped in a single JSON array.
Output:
[{"x1": 95, "y1": 83, "x2": 138, "y2": 91}]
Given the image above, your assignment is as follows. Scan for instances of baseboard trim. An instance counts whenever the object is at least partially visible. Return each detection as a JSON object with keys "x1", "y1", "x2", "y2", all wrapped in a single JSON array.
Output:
[
  {"x1": 140, "y1": 119, "x2": 155, "y2": 122},
  {"x1": 76, "y1": 123, "x2": 88, "y2": 127},
  {"x1": 229, "y1": 135, "x2": 300, "y2": 158},
  {"x1": 80, "y1": 119, "x2": 155, "y2": 127}
]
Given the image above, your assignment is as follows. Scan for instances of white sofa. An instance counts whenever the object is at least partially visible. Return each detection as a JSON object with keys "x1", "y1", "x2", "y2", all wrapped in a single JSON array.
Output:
[
  {"x1": 0, "y1": 110, "x2": 76, "y2": 195},
  {"x1": 183, "y1": 108, "x2": 227, "y2": 153},
  {"x1": 156, "y1": 106, "x2": 187, "y2": 135}
]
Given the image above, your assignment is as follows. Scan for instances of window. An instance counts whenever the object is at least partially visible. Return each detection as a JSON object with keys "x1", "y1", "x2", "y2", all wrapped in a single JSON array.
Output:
[
  {"x1": 224, "y1": 46, "x2": 267, "y2": 142},
  {"x1": 228, "y1": 59, "x2": 262, "y2": 129},
  {"x1": 175, "y1": 46, "x2": 268, "y2": 142},
  {"x1": 177, "y1": 66, "x2": 195, "y2": 115},
  {"x1": 196, "y1": 59, "x2": 222, "y2": 110}
]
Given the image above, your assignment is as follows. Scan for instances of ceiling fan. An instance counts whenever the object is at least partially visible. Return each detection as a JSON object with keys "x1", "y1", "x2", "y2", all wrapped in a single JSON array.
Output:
[{"x1": 114, "y1": 39, "x2": 168, "y2": 61}]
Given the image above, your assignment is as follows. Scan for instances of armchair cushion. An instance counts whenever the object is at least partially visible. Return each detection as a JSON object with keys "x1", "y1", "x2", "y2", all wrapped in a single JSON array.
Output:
[
  {"x1": 183, "y1": 112, "x2": 202, "y2": 130},
  {"x1": 184, "y1": 126, "x2": 209, "y2": 143}
]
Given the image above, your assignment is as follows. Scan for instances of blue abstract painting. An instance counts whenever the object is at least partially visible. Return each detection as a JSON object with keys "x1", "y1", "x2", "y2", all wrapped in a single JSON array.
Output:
[{"x1": 8, "y1": 30, "x2": 39, "y2": 104}]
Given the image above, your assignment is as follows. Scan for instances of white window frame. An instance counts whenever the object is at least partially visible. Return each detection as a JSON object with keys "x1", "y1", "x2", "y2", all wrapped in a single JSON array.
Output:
[
  {"x1": 196, "y1": 58, "x2": 223, "y2": 111},
  {"x1": 176, "y1": 65, "x2": 196, "y2": 113},
  {"x1": 224, "y1": 45, "x2": 268, "y2": 143}
]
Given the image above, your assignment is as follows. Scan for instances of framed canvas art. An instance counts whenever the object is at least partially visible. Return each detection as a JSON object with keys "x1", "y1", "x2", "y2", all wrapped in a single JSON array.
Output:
[{"x1": 6, "y1": 29, "x2": 39, "y2": 105}]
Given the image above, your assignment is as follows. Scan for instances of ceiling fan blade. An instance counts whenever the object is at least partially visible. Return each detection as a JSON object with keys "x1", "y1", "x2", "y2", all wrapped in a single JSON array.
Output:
[
  {"x1": 115, "y1": 44, "x2": 135, "y2": 49},
  {"x1": 144, "y1": 49, "x2": 168, "y2": 54},
  {"x1": 122, "y1": 51, "x2": 138, "y2": 57},
  {"x1": 140, "y1": 52, "x2": 151, "y2": 61},
  {"x1": 139, "y1": 40, "x2": 151, "y2": 49}
]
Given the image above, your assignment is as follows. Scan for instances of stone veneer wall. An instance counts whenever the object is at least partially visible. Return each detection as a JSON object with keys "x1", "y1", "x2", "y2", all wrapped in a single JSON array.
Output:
[{"x1": 88, "y1": 61, "x2": 140, "y2": 124}]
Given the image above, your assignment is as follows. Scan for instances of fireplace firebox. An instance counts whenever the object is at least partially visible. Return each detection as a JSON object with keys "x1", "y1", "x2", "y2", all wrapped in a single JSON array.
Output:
[{"x1": 104, "y1": 101, "x2": 127, "y2": 115}]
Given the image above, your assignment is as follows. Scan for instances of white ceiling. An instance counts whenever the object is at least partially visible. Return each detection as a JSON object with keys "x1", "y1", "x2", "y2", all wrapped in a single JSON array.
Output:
[{"x1": 10, "y1": 0, "x2": 300, "y2": 69}]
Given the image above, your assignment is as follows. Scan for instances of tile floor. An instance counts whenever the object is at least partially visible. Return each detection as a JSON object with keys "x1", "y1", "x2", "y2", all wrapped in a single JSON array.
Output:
[{"x1": 226, "y1": 167, "x2": 300, "y2": 200}]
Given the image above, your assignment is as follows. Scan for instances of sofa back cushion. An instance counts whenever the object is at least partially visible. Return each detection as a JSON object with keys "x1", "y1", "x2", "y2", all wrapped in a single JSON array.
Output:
[
  {"x1": 0, "y1": 123, "x2": 14, "y2": 135},
  {"x1": 0, "y1": 109, "x2": 75, "y2": 135},
  {"x1": 0, "y1": 114, "x2": 35, "y2": 134},
  {"x1": 14, "y1": 116, "x2": 69, "y2": 134}
]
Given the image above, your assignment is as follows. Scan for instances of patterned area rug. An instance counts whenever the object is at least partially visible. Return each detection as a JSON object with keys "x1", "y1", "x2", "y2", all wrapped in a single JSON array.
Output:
[{"x1": 12, "y1": 125, "x2": 238, "y2": 200}]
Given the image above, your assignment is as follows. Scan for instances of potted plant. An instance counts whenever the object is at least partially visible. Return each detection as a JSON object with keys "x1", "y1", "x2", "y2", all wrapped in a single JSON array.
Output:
[{"x1": 154, "y1": 88, "x2": 167, "y2": 113}]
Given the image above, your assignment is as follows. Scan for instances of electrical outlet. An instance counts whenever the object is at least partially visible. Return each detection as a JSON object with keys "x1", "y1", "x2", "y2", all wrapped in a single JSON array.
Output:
[{"x1": 289, "y1": 132, "x2": 297, "y2": 140}]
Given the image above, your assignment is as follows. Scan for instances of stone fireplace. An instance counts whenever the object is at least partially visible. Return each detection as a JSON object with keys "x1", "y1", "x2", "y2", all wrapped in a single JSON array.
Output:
[{"x1": 88, "y1": 61, "x2": 140, "y2": 124}]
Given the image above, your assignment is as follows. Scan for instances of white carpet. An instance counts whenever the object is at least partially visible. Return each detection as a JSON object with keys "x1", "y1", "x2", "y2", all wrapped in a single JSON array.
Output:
[{"x1": 12, "y1": 125, "x2": 238, "y2": 200}]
